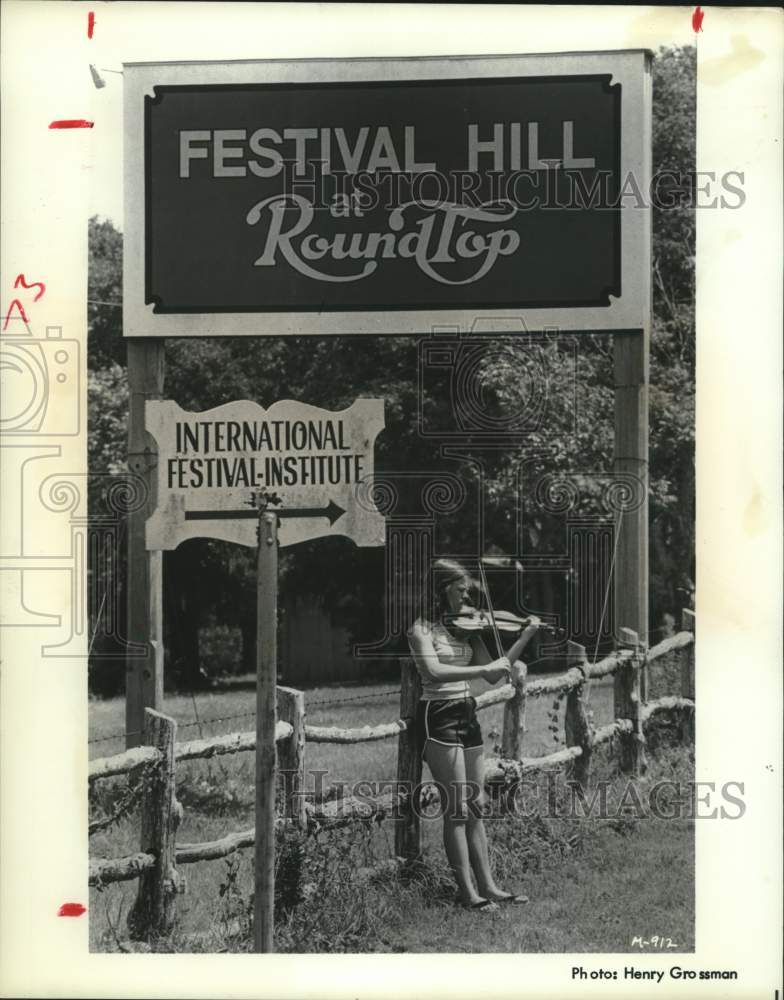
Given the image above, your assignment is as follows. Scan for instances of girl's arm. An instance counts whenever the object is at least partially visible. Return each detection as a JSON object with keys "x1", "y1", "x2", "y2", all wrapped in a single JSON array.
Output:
[
  {"x1": 408, "y1": 622, "x2": 508, "y2": 683},
  {"x1": 468, "y1": 633, "x2": 511, "y2": 685},
  {"x1": 469, "y1": 633, "x2": 494, "y2": 665},
  {"x1": 467, "y1": 623, "x2": 539, "y2": 678},
  {"x1": 503, "y1": 621, "x2": 540, "y2": 665}
]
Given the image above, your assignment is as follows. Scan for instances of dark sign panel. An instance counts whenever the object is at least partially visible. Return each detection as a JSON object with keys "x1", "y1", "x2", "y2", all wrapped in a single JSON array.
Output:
[
  {"x1": 125, "y1": 53, "x2": 650, "y2": 335},
  {"x1": 145, "y1": 77, "x2": 620, "y2": 314}
]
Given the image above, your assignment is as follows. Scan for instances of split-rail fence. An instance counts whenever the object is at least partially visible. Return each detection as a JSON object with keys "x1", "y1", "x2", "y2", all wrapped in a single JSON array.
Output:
[{"x1": 89, "y1": 610, "x2": 695, "y2": 940}]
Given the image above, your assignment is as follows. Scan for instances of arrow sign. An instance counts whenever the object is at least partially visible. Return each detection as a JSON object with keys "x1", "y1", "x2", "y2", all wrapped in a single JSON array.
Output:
[
  {"x1": 185, "y1": 500, "x2": 345, "y2": 525},
  {"x1": 144, "y1": 398, "x2": 385, "y2": 551}
]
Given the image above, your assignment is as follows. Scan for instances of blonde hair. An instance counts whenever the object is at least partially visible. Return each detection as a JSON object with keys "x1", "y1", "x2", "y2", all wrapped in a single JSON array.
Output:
[{"x1": 432, "y1": 559, "x2": 470, "y2": 617}]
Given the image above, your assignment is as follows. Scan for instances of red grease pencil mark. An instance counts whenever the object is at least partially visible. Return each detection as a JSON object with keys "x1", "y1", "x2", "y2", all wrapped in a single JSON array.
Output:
[
  {"x1": 14, "y1": 274, "x2": 46, "y2": 303},
  {"x1": 692, "y1": 6, "x2": 704, "y2": 32},
  {"x1": 58, "y1": 902, "x2": 86, "y2": 917},
  {"x1": 49, "y1": 119, "x2": 94, "y2": 129},
  {"x1": 2, "y1": 299, "x2": 29, "y2": 331},
  {"x1": 87, "y1": 11, "x2": 95, "y2": 38}
]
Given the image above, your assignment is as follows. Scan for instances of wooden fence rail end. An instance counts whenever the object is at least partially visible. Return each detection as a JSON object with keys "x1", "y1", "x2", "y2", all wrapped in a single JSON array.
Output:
[
  {"x1": 89, "y1": 852, "x2": 156, "y2": 887},
  {"x1": 587, "y1": 649, "x2": 633, "y2": 681},
  {"x1": 641, "y1": 696, "x2": 695, "y2": 724},
  {"x1": 647, "y1": 630, "x2": 694, "y2": 662},
  {"x1": 177, "y1": 828, "x2": 256, "y2": 865},
  {"x1": 88, "y1": 746, "x2": 162, "y2": 783},
  {"x1": 592, "y1": 719, "x2": 634, "y2": 748},
  {"x1": 174, "y1": 722, "x2": 293, "y2": 763},
  {"x1": 473, "y1": 683, "x2": 515, "y2": 711},
  {"x1": 526, "y1": 667, "x2": 584, "y2": 698},
  {"x1": 484, "y1": 745, "x2": 582, "y2": 784},
  {"x1": 313, "y1": 789, "x2": 404, "y2": 826}
]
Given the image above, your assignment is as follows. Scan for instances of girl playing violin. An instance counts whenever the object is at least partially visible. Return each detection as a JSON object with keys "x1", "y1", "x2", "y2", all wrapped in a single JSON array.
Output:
[{"x1": 406, "y1": 558, "x2": 539, "y2": 912}]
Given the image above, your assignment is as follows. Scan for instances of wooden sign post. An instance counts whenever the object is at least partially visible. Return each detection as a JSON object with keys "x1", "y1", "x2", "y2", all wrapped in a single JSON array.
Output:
[{"x1": 255, "y1": 506, "x2": 278, "y2": 953}]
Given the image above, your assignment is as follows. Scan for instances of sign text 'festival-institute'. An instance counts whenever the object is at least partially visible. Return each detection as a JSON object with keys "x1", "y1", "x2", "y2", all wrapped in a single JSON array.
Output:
[{"x1": 145, "y1": 398, "x2": 386, "y2": 550}]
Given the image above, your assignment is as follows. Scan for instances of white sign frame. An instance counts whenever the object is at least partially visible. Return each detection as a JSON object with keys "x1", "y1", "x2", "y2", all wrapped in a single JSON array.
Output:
[{"x1": 123, "y1": 49, "x2": 652, "y2": 338}]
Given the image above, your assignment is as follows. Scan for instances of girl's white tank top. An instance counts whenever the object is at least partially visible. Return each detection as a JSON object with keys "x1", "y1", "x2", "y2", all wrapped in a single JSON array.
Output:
[{"x1": 408, "y1": 619, "x2": 472, "y2": 701}]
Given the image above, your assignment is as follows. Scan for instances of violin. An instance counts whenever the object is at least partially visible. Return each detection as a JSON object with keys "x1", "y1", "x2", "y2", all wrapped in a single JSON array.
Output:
[{"x1": 444, "y1": 605, "x2": 565, "y2": 639}]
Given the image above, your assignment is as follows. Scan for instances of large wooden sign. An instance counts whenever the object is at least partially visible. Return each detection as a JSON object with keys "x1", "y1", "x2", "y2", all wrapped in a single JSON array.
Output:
[
  {"x1": 124, "y1": 51, "x2": 651, "y2": 337},
  {"x1": 145, "y1": 398, "x2": 385, "y2": 550}
]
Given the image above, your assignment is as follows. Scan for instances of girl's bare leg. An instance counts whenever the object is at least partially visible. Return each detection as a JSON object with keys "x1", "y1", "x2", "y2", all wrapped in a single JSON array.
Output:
[
  {"x1": 463, "y1": 747, "x2": 506, "y2": 899},
  {"x1": 424, "y1": 741, "x2": 486, "y2": 906}
]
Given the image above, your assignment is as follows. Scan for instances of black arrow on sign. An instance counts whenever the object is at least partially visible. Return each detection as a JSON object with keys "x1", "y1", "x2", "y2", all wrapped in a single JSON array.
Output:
[{"x1": 184, "y1": 500, "x2": 346, "y2": 526}]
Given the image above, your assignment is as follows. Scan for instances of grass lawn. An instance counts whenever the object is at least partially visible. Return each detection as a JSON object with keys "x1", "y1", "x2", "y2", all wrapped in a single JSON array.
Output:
[{"x1": 88, "y1": 655, "x2": 693, "y2": 953}]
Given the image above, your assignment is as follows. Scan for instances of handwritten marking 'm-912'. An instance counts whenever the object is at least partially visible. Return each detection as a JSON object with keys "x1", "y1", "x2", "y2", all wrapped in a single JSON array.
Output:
[{"x1": 631, "y1": 934, "x2": 678, "y2": 949}]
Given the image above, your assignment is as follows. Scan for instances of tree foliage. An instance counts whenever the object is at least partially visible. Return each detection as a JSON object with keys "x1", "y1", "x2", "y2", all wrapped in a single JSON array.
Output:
[{"x1": 87, "y1": 216, "x2": 124, "y2": 370}]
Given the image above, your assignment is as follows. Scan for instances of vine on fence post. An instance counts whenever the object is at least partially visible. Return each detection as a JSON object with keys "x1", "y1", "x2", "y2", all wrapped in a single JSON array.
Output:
[
  {"x1": 564, "y1": 641, "x2": 593, "y2": 789},
  {"x1": 277, "y1": 686, "x2": 306, "y2": 829},
  {"x1": 547, "y1": 691, "x2": 566, "y2": 745},
  {"x1": 501, "y1": 660, "x2": 527, "y2": 759},
  {"x1": 127, "y1": 709, "x2": 181, "y2": 941},
  {"x1": 680, "y1": 608, "x2": 695, "y2": 744},
  {"x1": 395, "y1": 659, "x2": 423, "y2": 861},
  {"x1": 618, "y1": 628, "x2": 646, "y2": 776}
]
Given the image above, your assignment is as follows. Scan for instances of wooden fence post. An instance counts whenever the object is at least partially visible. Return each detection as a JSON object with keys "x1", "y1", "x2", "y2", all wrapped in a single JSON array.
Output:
[
  {"x1": 564, "y1": 642, "x2": 592, "y2": 788},
  {"x1": 680, "y1": 608, "x2": 695, "y2": 743},
  {"x1": 501, "y1": 660, "x2": 527, "y2": 759},
  {"x1": 395, "y1": 659, "x2": 423, "y2": 861},
  {"x1": 617, "y1": 627, "x2": 646, "y2": 775},
  {"x1": 128, "y1": 709, "x2": 179, "y2": 940},
  {"x1": 277, "y1": 686, "x2": 306, "y2": 829}
]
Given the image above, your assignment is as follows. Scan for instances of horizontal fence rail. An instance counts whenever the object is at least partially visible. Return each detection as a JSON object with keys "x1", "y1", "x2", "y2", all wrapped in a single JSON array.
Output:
[
  {"x1": 89, "y1": 615, "x2": 695, "y2": 940},
  {"x1": 89, "y1": 745, "x2": 161, "y2": 783},
  {"x1": 89, "y1": 721, "x2": 293, "y2": 782},
  {"x1": 303, "y1": 719, "x2": 409, "y2": 744}
]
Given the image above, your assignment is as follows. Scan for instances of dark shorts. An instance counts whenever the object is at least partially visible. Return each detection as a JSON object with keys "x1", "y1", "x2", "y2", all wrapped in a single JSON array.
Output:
[{"x1": 416, "y1": 696, "x2": 483, "y2": 758}]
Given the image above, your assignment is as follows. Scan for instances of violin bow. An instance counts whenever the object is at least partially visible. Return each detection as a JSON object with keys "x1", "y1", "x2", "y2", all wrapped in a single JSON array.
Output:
[{"x1": 478, "y1": 558, "x2": 504, "y2": 660}]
